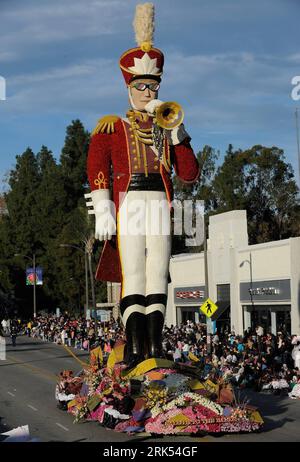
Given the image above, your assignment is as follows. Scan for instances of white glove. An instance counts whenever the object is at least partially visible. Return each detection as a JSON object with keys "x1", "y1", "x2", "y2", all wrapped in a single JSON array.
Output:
[
  {"x1": 91, "y1": 190, "x2": 116, "y2": 241},
  {"x1": 145, "y1": 100, "x2": 190, "y2": 146},
  {"x1": 144, "y1": 99, "x2": 164, "y2": 114}
]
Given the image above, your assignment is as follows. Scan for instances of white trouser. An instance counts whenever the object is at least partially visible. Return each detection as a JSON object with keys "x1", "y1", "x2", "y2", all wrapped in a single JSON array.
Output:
[{"x1": 117, "y1": 190, "x2": 171, "y2": 327}]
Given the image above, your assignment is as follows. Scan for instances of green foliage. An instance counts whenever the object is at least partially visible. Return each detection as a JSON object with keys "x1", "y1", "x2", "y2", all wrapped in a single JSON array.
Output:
[
  {"x1": 60, "y1": 119, "x2": 90, "y2": 209},
  {"x1": 211, "y1": 144, "x2": 300, "y2": 243},
  {"x1": 0, "y1": 122, "x2": 105, "y2": 318},
  {"x1": 173, "y1": 143, "x2": 300, "y2": 252}
]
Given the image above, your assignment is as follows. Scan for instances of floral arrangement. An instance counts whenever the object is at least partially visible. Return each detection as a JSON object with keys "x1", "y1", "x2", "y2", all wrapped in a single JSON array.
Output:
[
  {"x1": 143, "y1": 383, "x2": 168, "y2": 409},
  {"x1": 69, "y1": 396, "x2": 89, "y2": 423},
  {"x1": 57, "y1": 358, "x2": 263, "y2": 435},
  {"x1": 146, "y1": 403, "x2": 260, "y2": 434},
  {"x1": 84, "y1": 365, "x2": 102, "y2": 392},
  {"x1": 150, "y1": 392, "x2": 224, "y2": 418}
]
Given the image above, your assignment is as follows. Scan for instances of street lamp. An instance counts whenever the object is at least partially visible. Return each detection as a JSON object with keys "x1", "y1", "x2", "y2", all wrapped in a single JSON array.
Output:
[
  {"x1": 59, "y1": 244, "x2": 89, "y2": 318},
  {"x1": 14, "y1": 253, "x2": 37, "y2": 318},
  {"x1": 240, "y1": 253, "x2": 255, "y2": 330},
  {"x1": 202, "y1": 211, "x2": 214, "y2": 355}
]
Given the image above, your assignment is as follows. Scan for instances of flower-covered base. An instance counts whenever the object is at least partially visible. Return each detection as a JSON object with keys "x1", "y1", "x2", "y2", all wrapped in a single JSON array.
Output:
[{"x1": 56, "y1": 354, "x2": 264, "y2": 436}]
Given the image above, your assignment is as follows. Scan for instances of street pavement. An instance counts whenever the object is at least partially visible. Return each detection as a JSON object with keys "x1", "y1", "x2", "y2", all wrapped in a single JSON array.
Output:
[{"x1": 0, "y1": 335, "x2": 299, "y2": 442}]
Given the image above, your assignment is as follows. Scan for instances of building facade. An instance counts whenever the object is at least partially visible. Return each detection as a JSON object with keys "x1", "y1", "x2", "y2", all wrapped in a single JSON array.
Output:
[{"x1": 166, "y1": 210, "x2": 300, "y2": 335}]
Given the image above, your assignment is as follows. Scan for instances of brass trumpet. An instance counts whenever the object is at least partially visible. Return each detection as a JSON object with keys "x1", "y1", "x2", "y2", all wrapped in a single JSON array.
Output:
[{"x1": 155, "y1": 101, "x2": 184, "y2": 130}]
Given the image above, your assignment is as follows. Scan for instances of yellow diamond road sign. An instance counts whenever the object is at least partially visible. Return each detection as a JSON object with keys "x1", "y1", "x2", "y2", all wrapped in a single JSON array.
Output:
[{"x1": 200, "y1": 298, "x2": 218, "y2": 318}]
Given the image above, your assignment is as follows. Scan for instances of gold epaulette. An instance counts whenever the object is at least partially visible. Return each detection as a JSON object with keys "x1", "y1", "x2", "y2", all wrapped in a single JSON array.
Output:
[{"x1": 91, "y1": 115, "x2": 120, "y2": 136}]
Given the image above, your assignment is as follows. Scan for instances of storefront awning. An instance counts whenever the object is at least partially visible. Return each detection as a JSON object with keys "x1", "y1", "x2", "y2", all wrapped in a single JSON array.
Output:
[{"x1": 211, "y1": 301, "x2": 230, "y2": 321}]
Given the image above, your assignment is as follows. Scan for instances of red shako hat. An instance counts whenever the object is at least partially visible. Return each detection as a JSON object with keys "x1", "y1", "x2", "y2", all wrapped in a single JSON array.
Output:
[{"x1": 119, "y1": 3, "x2": 164, "y2": 86}]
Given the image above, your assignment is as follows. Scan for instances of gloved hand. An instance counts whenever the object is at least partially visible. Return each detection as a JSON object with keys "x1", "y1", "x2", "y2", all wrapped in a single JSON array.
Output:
[
  {"x1": 90, "y1": 190, "x2": 116, "y2": 241},
  {"x1": 145, "y1": 99, "x2": 190, "y2": 146},
  {"x1": 144, "y1": 99, "x2": 164, "y2": 114}
]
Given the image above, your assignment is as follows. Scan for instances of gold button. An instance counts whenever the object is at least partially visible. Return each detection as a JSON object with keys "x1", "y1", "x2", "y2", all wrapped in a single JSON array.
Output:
[
  {"x1": 130, "y1": 134, "x2": 134, "y2": 138},
  {"x1": 154, "y1": 157, "x2": 159, "y2": 161},
  {"x1": 133, "y1": 157, "x2": 137, "y2": 161},
  {"x1": 154, "y1": 165, "x2": 159, "y2": 170},
  {"x1": 129, "y1": 127, "x2": 133, "y2": 132},
  {"x1": 132, "y1": 149, "x2": 137, "y2": 154},
  {"x1": 134, "y1": 165, "x2": 138, "y2": 170}
]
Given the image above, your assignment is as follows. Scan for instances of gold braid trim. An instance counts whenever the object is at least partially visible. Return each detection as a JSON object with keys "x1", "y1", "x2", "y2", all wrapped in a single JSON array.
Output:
[
  {"x1": 163, "y1": 141, "x2": 171, "y2": 174},
  {"x1": 142, "y1": 143, "x2": 148, "y2": 177},
  {"x1": 92, "y1": 115, "x2": 120, "y2": 136}
]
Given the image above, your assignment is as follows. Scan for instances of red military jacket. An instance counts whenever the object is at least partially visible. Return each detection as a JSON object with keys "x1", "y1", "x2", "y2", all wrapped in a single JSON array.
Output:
[{"x1": 87, "y1": 113, "x2": 200, "y2": 282}]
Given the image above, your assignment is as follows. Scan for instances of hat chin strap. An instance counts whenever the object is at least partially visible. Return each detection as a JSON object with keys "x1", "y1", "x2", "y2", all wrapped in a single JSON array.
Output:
[{"x1": 128, "y1": 87, "x2": 138, "y2": 111}]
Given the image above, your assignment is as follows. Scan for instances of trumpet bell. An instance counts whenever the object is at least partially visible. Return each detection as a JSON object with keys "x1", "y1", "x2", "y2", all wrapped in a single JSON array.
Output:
[{"x1": 155, "y1": 101, "x2": 184, "y2": 130}]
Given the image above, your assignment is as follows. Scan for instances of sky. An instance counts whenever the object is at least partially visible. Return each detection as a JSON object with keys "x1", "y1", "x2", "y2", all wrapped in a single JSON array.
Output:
[{"x1": 0, "y1": 0, "x2": 300, "y2": 191}]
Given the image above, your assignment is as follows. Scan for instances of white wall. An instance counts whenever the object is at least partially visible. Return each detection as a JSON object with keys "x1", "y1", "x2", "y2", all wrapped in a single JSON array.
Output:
[
  {"x1": 169, "y1": 253, "x2": 205, "y2": 286},
  {"x1": 166, "y1": 210, "x2": 300, "y2": 335},
  {"x1": 238, "y1": 241, "x2": 291, "y2": 282},
  {"x1": 290, "y1": 238, "x2": 300, "y2": 335}
]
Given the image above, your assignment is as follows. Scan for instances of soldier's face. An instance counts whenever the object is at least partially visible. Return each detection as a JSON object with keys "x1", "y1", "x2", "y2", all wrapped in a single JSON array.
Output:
[{"x1": 129, "y1": 78, "x2": 159, "y2": 111}]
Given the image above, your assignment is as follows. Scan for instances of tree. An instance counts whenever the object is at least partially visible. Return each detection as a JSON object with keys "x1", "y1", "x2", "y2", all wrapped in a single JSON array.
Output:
[
  {"x1": 60, "y1": 120, "x2": 90, "y2": 210},
  {"x1": 55, "y1": 204, "x2": 107, "y2": 313},
  {"x1": 211, "y1": 144, "x2": 300, "y2": 243},
  {"x1": 0, "y1": 120, "x2": 107, "y2": 317}
]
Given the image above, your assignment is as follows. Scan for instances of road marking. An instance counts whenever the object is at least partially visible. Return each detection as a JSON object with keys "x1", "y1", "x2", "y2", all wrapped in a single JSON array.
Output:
[
  {"x1": 6, "y1": 355, "x2": 58, "y2": 382},
  {"x1": 27, "y1": 404, "x2": 38, "y2": 411},
  {"x1": 7, "y1": 391, "x2": 15, "y2": 397},
  {"x1": 55, "y1": 422, "x2": 69, "y2": 432}
]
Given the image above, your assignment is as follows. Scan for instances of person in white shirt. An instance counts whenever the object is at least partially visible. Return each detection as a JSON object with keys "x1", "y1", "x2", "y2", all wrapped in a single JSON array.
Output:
[
  {"x1": 212, "y1": 334, "x2": 219, "y2": 345},
  {"x1": 256, "y1": 325, "x2": 264, "y2": 337},
  {"x1": 1, "y1": 319, "x2": 8, "y2": 334},
  {"x1": 61, "y1": 329, "x2": 66, "y2": 345},
  {"x1": 231, "y1": 353, "x2": 238, "y2": 364},
  {"x1": 292, "y1": 336, "x2": 300, "y2": 369},
  {"x1": 173, "y1": 347, "x2": 182, "y2": 363},
  {"x1": 182, "y1": 342, "x2": 190, "y2": 362}
]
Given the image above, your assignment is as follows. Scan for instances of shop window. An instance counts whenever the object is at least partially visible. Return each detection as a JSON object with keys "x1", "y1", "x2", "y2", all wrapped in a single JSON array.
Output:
[
  {"x1": 276, "y1": 311, "x2": 291, "y2": 335},
  {"x1": 217, "y1": 284, "x2": 230, "y2": 301}
]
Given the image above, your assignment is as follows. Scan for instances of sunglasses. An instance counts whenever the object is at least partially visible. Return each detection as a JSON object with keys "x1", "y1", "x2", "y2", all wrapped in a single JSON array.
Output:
[{"x1": 131, "y1": 82, "x2": 160, "y2": 92}]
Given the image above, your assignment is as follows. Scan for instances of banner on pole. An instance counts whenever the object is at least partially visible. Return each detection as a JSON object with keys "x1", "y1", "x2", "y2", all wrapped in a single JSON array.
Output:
[{"x1": 26, "y1": 267, "x2": 43, "y2": 286}]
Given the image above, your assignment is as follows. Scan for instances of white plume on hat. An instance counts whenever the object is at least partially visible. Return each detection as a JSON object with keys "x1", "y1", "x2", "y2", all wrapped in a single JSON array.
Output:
[{"x1": 133, "y1": 3, "x2": 155, "y2": 50}]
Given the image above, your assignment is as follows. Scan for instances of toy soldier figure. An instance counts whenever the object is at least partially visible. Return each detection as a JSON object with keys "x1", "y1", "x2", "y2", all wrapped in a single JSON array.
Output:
[{"x1": 87, "y1": 3, "x2": 200, "y2": 368}]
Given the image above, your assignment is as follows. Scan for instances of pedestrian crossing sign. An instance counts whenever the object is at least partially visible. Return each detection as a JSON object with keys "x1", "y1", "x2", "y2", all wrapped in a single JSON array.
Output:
[{"x1": 200, "y1": 298, "x2": 218, "y2": 318}]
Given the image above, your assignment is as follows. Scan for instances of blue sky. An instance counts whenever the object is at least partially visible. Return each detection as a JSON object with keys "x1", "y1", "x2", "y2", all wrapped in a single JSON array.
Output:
[{"x1": 0, "y1": 0, "x2": 300, "y2": 192}]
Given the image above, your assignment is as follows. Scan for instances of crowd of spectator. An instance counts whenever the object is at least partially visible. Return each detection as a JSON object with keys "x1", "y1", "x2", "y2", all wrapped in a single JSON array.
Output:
[
  {"x1": 2, "y1": 315, "x2": 300, "y2": 397},
  {"x1": 19, "y1": 316, "x2": 124, "y2": 354},
  {"x1": 162, "y1": 321, "x2": 300, "y2": 396}
]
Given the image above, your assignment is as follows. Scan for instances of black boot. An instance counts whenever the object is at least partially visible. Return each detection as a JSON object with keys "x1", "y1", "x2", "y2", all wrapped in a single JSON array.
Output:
[
  {"x1": 146, "y1": 310, "x2": 165, "y2": 359},
  {"x1": 124, "y1": 312, "x2": 146, "y2": 369}
]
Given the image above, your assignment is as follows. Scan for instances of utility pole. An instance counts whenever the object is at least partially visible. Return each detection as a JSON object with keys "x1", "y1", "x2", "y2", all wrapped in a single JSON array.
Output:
[
  {"x1": 85, "y1": 236, "x2": 96, "y2": 318},
  {"x1": 33, "y1": 253, "x2": 36, "y2": 318},
  {"x1": 203, "y1": 213, "x2": 212, "y2": 355},
  {"x1": 14, "y1": 253, "x2": 37, "y2": 319},
  {"x1": 59, "y1": 244, "x2": 89, "y2": 319},
  {"x1": 240, "y1": 254, "x2": 255, "y2": 330},
  {"x1": 84, "y1": 251, "x2": 89, "y2": 318}
]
